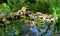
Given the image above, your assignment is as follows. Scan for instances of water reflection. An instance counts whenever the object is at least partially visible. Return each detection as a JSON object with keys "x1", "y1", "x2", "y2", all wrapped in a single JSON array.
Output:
[{"x1": 4, "y1": 21, "x2": 58, "y2": 36}]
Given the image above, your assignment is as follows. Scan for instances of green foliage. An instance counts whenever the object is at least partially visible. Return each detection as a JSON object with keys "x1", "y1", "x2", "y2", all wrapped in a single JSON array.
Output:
[
  {"x1": 0, "y1": 3, "x2": 12, "y2": 18},
  {"x1": 36, "y1": 0, "x2": 50, "y2": 12},
  {"x1": 0, "y1": 0, "x2": 60, "y2": 36},
  {"x1": 28, "y1": 3, "x2": 38, "y2": 12},
  {"x1": 49, "y1": 0, "x2": 60, "y2": 29},
  {"x1": 7, "y1": 0, "x2": 26, "y2": 12},
  {"x1": 4, "y1": 19, "x2": 29, "y2": 35},
  {"x1": 58, "y1": 15, "x2": 60, "y2": 30}
]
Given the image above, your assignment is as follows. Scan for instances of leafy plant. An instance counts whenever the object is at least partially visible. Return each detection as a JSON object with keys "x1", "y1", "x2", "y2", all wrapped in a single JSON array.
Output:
[
  {"x1": 7, "y1": 0, "x2": 26, "y2": 12},
  {"x1": 28, "y1": 3, "x2": 38, "y2": 12},
  {"x1": 0, "y1": 3, "x2": 12, "y2": 18}
]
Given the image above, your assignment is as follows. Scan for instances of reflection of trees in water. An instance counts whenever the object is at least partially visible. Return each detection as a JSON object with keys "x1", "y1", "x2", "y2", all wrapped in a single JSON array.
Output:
[{"x1": 38, "y1": 23, "x2": 55, "y2": 36}]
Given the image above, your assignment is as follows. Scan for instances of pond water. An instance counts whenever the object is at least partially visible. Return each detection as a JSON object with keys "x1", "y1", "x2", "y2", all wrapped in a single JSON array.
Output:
[{"x1": 0, "y1": 23, "x2": 58, "y2": 36}]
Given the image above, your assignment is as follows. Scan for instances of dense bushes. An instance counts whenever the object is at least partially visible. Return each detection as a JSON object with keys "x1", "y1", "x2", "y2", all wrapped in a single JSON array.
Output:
[
  {"x1": 0, "y1": 3, "x2": 12, "y2": 18},
  {"x1": 0, "y1": 0, "x2": 60, "y2": 13},
  {"x1": 0, "y1": 0, "x2": 59, "y2": 29},
  {"x1": 0, "y1": 0, "x2": 60, "y2": 36},
  {"x1": 7, "y1": 0, "x2": 26, "y2": 11},
  {"x1": 6, "y1": 0, "x2": 50, "y2": 12}
]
